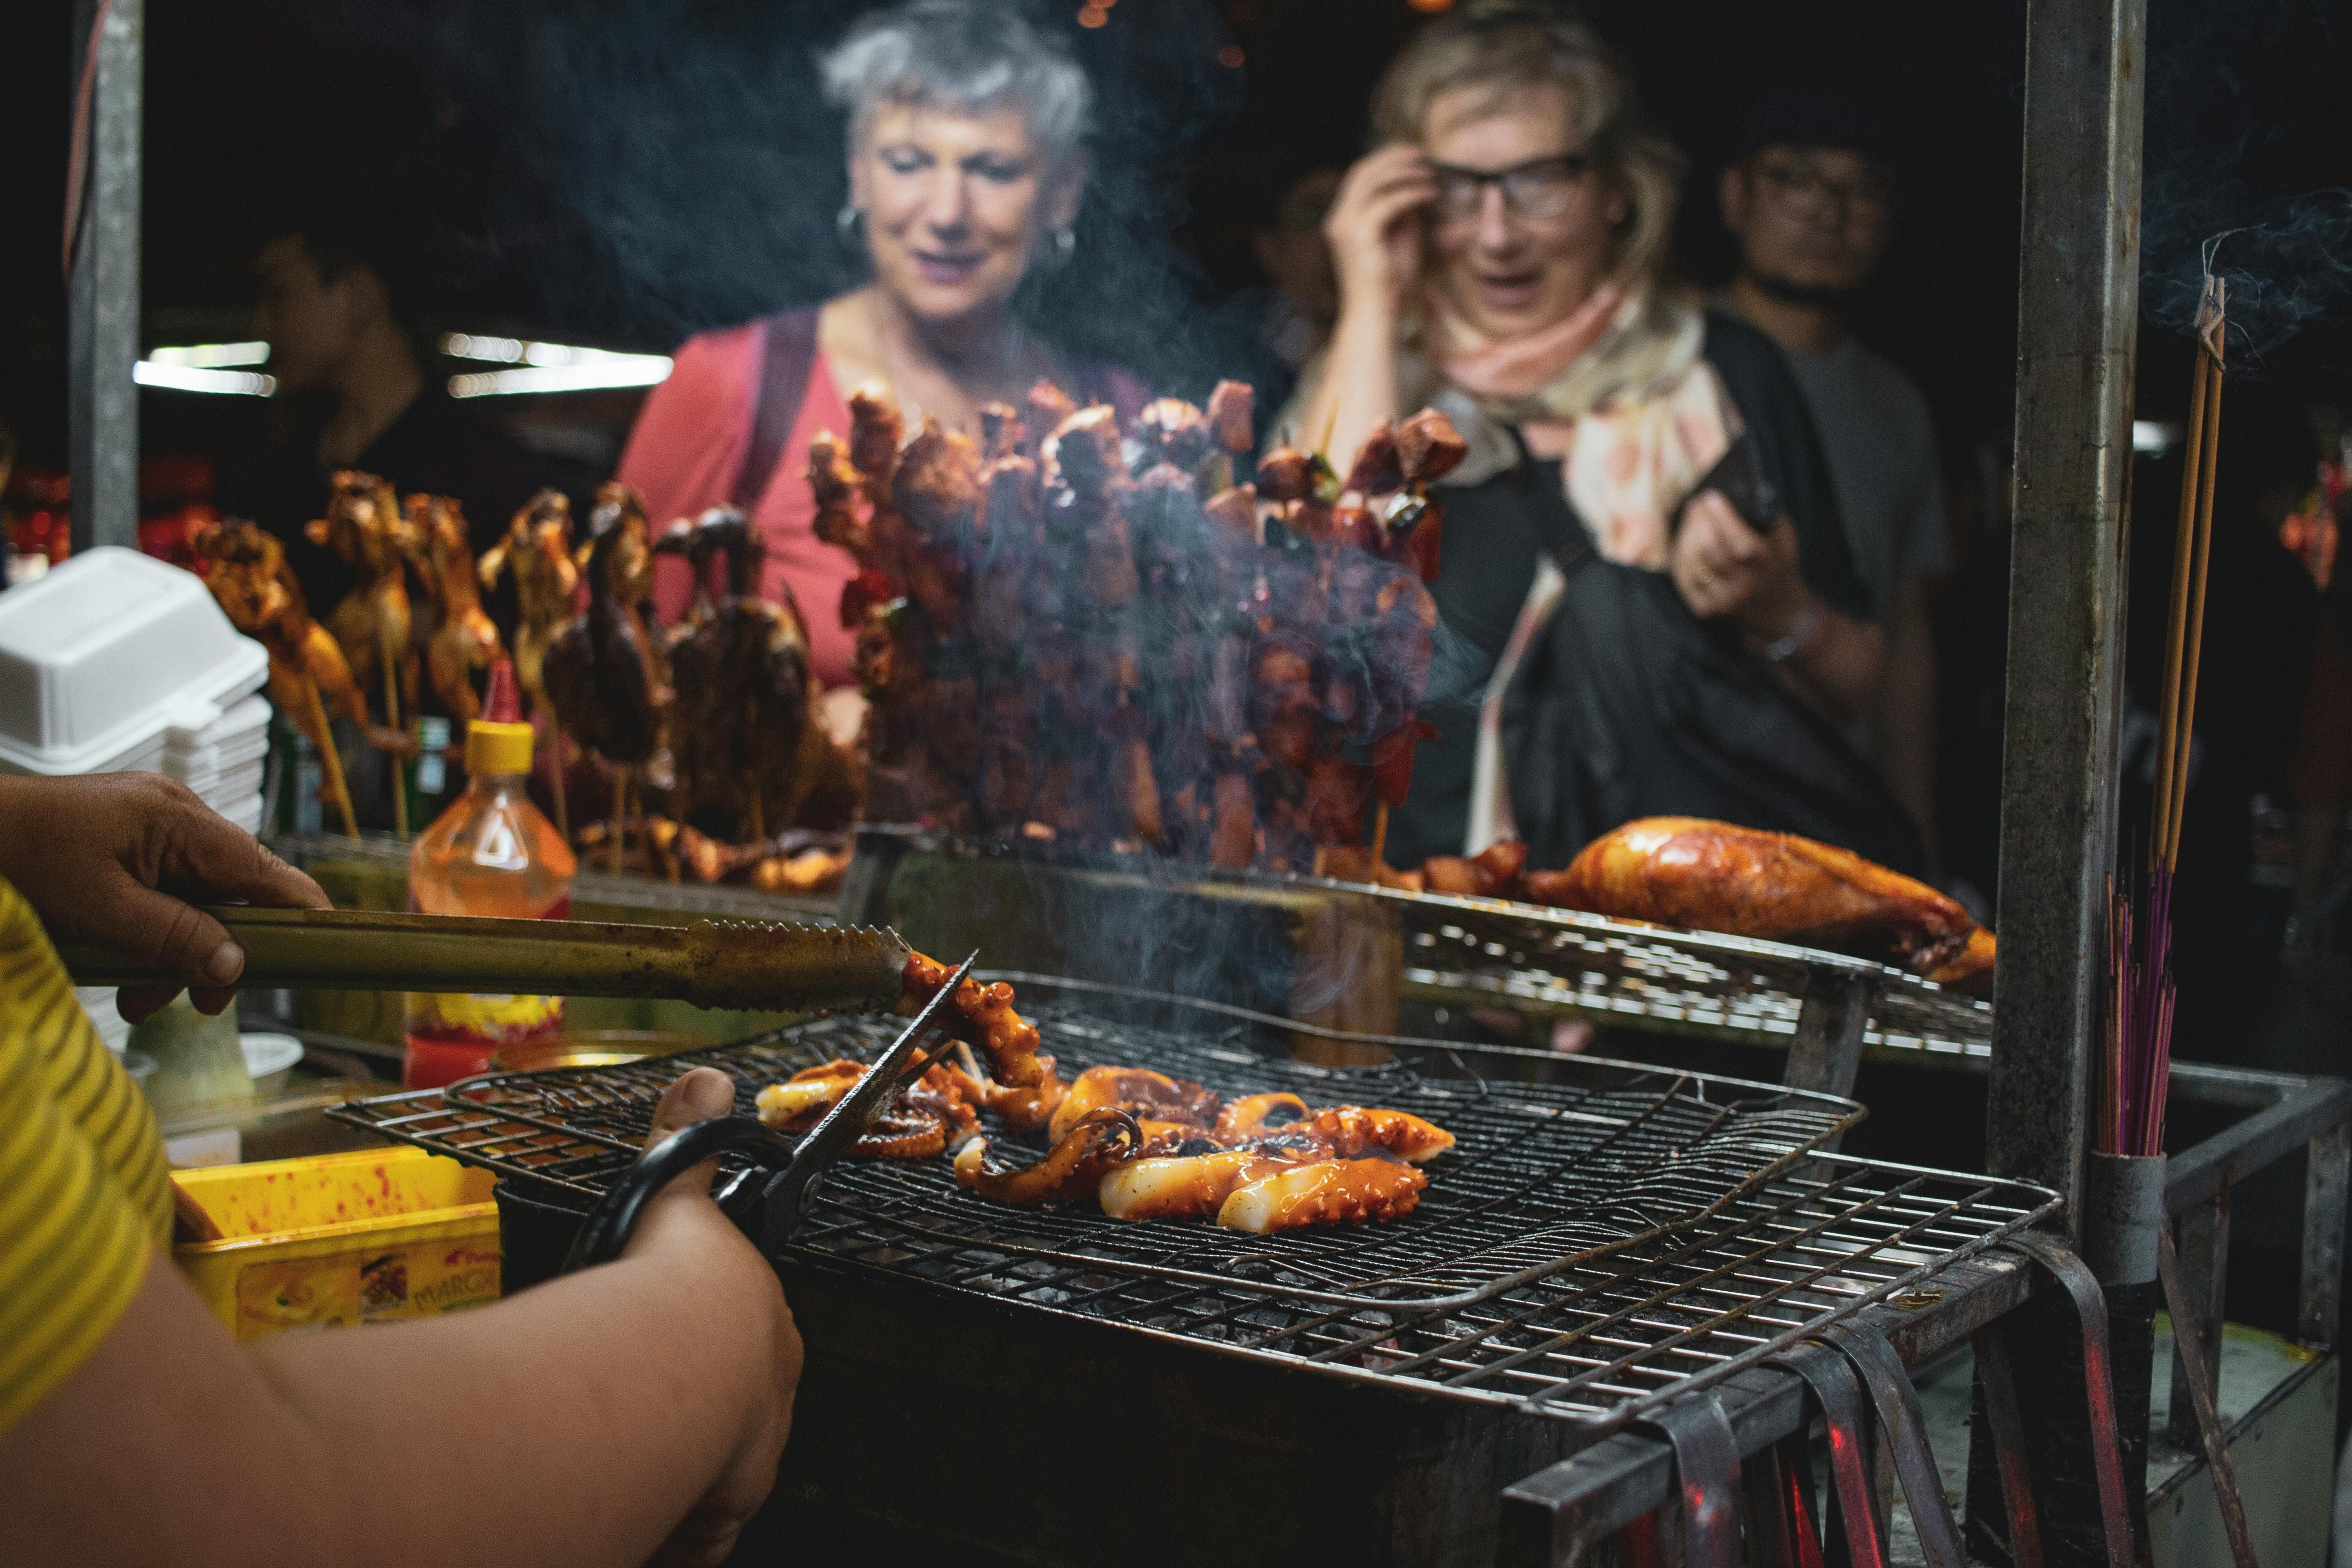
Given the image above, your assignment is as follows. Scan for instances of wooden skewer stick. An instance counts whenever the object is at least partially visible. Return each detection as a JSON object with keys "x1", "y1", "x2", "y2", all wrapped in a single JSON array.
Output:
[
  {"x1": 1369, "y1": 802, "x2": 1390, "y2": 872},
  {"x1": 2150, "y1": 350, "x2": 2211, "y2": 861},
  {"x1": 303, "y1": 681, "x2": 361, "y2": 839},
  {"x1": 611, "y1": 765, "x2": 631, "y2": 874},
  {"x1": 378, "y1": 627, "x2": 409, "y2": 841},
  {"x1": 2166, "y1": 340, "x2": 2225, "y2": 872},
  {"x1": 541, "y1": 700, "x2": 569, "y2": 840}
]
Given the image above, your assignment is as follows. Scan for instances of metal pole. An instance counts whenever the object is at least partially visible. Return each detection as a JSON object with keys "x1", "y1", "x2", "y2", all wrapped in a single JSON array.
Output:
[
  {"x1": 67, "y1": 0, "x2": 143, "y2": 554},
  {"x1": 1984, "y1": 0, "x2": 2146, "y2": 1227}
]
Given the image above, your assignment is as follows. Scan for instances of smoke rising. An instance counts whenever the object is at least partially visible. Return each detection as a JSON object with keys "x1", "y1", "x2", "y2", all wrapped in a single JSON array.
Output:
[{"x1": 2139, "y1": 0, "x2": 2352, "y2": 367}]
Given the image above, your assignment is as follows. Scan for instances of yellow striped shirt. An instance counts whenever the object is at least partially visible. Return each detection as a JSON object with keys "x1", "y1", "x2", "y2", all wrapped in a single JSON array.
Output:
[{"x1": 0, "y1": 876, "x2": 172, "y2": 1436}]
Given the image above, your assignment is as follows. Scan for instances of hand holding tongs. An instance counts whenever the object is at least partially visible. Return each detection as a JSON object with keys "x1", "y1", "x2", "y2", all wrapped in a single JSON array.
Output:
[
  {"x1": 57, "y1": 905, "x2": 914, "y2": 1016},
  {"x1": 560, "y1": 952, "x2": 979, "y2": 1270}
]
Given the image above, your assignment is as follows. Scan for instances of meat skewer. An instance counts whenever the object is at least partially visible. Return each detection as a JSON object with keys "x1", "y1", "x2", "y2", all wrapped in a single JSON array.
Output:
[
  {"x1": 307, "y1": 471, "x2": 419, "y2": 836},
  {"x1": 402, "y1": 494, "x2": 506, "y2": 730},
  {"x1": 543, "y1": 484, "x2": 671, "y2": 872},
  {"x1": 190, "y1": 519, "x2": 402, "y2": 837},
  {"x1": 480, "y1": 490, "x2": 580, "y2": 836}
]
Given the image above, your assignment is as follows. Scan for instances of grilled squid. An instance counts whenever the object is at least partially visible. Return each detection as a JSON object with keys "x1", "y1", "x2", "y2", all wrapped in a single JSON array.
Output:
[
  {"x1": 1047, "y1": 1065, "x2": 1221, "y2": 1142},
  {"x1": 1216, "y1": 1156, "x2": 1429, "y2": 1233},
  {"x1": 1099, "y1": 1148, "x2": 1302, "y2": 1221},
  {"x1": 903, "y1": 951, "x2": 1045, "y2": 1087},
  {"x1": 1214, "y1": 1092, "x2": 1311, "y2": 1138},
  {"x1": 1303, "y1": 1106, "x2": 1457, "y2": 1163},
  {"x1": 754, "y1": 1059, "x2": 866, "y2": 1130},
  {"x1": 954, "y1": 1107, "x2": 1142, "y2": 1205},
  {"x1": 946, "y1": 1044, "x2": 1068, "y2": 1135}
]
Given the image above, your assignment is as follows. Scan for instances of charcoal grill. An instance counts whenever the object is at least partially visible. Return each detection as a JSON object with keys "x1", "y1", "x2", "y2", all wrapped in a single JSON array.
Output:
[{"x1": 333, "y1": 984, "x2": 2048, "y2": 1430}]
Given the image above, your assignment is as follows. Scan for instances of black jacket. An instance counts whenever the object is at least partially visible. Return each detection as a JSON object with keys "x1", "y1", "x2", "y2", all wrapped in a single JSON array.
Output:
[{"x1": 1388, "y1": 309, "x2": 1924, "y2": 876}]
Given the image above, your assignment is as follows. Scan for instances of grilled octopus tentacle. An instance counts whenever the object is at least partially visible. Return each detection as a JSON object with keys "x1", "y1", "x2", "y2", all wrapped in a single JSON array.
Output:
[
  {"x1": 1304, "y1": 1106, "x2": 1458, "y2": 1164},
  {"x1": 1046, "y1": 1065, "x2": 1221, "y2": 1142},
  {"x1": 1216, "y1": 1156, "x2": 1430, "y2": 1233},
  {"x1": 948, "y1": 1044, "x2": 1068, "y2": 1135},
  {"x1": 903, "y1": 951, "x2": 1045, "y2": 1088},
  {"x1": 953, "y1": 1107, "x2": 1141, "y2": 1205},
  {"x1": 1214, "y1": 1092, "x2": 1312, "y2": 1138}
]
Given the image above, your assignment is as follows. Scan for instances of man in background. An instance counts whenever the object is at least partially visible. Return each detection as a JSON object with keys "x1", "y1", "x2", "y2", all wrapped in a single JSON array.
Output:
[
  {"x1": 1719, "y1": 84, "x2": 1949, "y2": 864},
  {"x1": 221, "y1": 203, "x2": 583, "y2": 622}
]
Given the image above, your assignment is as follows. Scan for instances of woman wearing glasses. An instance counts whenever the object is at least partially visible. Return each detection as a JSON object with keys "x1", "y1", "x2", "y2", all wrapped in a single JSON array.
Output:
[
  {"x1": 617, "y1": 0, "x2": 1141, "y2": 692},
  {"x1": 1292, "y1": 0, "x2": 1920, "y2": 878}
]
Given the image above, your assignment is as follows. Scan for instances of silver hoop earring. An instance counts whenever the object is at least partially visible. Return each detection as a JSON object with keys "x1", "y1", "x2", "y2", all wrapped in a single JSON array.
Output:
[
  {"x1": 836, "y1": 204, "x2": 866, "y2": 248},
  {"x1": 1049, "y1": 224, "x2": 1076, "y2": 269}
]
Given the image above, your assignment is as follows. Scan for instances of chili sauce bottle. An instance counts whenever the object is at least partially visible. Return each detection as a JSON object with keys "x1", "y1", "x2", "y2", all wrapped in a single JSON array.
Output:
[{"x1": 402, "y1": 662, "x2": 577, "y2": 1088}]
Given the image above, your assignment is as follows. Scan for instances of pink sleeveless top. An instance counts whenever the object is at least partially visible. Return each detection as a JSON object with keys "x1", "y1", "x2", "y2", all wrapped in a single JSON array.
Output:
[{"x1": 616, "y1": 316, "x2": 1152, "y2": 692}]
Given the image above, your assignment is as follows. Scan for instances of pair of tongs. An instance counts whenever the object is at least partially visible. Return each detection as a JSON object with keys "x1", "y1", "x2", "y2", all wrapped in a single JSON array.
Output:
[
  {"x1": 559, "y1": 952, "x2": 978, "y2": 1271},
  {"x1": 58, "y1": 906, "x2": 912, "y2": 1015}
]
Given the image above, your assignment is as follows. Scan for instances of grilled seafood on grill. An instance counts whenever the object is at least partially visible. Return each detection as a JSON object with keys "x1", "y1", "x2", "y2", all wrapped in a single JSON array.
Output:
[
  {"x1": 1046, "y1": 1065, "x2": 1221, "y2": 1142},
  {"x1": 902, "y1": 949, "x2": 1045, "y2": 1087},
  {"x1": 1098, "y1": 1148, "x2": 1301, "y2": 1221},
  {"x1": 1216, "y1": 1156, "x2": 1428, "y2": 1233},
  {"x1": 954, "y1": 1106, "x2": 1142, "y2": 1205}
]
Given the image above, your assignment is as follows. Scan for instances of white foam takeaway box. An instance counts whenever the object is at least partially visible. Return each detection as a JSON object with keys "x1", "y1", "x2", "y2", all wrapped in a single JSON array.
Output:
[{"x1": 0, "y1": 548, "x2": 269, "y2": 778}]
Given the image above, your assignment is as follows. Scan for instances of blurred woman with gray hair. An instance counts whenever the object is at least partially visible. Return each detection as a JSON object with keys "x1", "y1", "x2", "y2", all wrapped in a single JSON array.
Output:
[
  {"x1": 1292, "y1": 0, "x2": 1922, "y2": 877},
  {"x1": 617, "y1": 0, "x2": 1142, "y2": 691}
]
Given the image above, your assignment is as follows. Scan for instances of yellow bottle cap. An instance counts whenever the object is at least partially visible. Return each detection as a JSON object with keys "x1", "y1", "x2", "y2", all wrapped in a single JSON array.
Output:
[{"x1": 466, "y1": 719, "x2": 534, "y2": 777}]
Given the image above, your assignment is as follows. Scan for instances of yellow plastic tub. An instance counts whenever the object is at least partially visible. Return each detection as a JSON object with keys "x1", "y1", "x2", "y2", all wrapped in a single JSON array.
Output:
[{"x1": 172, "y1": 1147, "x2": 500, "y2": 1340}]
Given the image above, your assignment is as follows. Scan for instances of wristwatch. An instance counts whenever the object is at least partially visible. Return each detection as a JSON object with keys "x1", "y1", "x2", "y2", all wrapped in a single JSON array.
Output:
[{"x1": 1762, "y1": 600, "x2": 1821, "y2": 663}]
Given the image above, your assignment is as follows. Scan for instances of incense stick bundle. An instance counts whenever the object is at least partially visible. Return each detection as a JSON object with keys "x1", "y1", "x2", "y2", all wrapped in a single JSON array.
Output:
[{"x1": 2105, "y1": 276, "x2": 2225, "y2": 1157}]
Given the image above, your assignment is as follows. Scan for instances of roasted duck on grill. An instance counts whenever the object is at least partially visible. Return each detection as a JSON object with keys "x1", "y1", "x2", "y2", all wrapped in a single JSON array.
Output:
[{"x1": 1526, "y1": 817, "x2": 1992, "y2": 981}]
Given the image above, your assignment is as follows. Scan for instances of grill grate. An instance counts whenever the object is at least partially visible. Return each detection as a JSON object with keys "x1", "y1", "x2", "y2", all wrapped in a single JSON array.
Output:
[
  {"x1": 1392, "y1": 891, "x2": 1994, "y2": 1064},
  {"x1": 330, "y1": 987, "x2": 2050, "y2": 1431}
]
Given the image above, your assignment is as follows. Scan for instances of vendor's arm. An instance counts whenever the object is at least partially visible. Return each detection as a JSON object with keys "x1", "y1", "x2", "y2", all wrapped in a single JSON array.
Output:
[
  {"x1": 0, "y1": 1068, "x2": 800, "y2": 1568},
  {"x1": 1295, "y1": 144, "x2": 1436, "y2": 465},
  {"x1": 1671, "y1": 493, "x2": 1885, "y2": 722}
]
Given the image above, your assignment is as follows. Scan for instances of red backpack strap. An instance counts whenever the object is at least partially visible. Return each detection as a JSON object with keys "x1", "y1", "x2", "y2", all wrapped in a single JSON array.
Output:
[{"x1": 730, "y1": 306, "x2": 823, "y2": 511}]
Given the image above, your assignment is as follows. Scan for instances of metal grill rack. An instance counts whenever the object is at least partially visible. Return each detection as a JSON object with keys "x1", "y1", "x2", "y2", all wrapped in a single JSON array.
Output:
[
  {"x1": 332, "y1": 990, "x2": 2051, "y2": 1432},
  {"x1": 1381, "y1": 886, "x2": 1994, "y2": 1064},
  {"x1": 848, "y1": 831, "x2": 1994, "y2": 1068}
]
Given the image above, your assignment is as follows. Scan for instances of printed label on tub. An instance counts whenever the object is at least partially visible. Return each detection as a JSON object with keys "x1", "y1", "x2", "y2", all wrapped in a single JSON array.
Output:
[{"x1": 234, "y1": 1240, "x2": 500, "y2": 1339}]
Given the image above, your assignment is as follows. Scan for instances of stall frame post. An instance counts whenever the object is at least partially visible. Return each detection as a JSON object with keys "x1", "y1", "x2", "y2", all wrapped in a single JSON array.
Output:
[
  {"x1": 1970, "y1": 0, "x2": 2146, "y2": 1560},
  {"x1": 1984, "y1": 0, "x2": 2146, "y2": 1237},
  {"x1": 67, "y1": 0, "x2": 144, "y2": 554}
]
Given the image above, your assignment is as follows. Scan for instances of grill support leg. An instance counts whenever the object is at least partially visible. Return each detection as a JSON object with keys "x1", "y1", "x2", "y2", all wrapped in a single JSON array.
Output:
[
  {"x1": 1966, "y1": 1235, "x2": 2135, "y2": 1568},
  {"x1": 2299, "y1": 1115, "x2": 2348, "y2": 1350},
  {"x1": 1768, "y1": 1341, "x2": 1886, "y2": 1568},
  {"x1": 1970, "y1": 1326, "x2": 2047, "y2": 1568},
  {"x1": 1820, "y1": 1324, "x2": 1968, "y2": 1568},
  {"x1": 2165, "y1": 1178, "x2": 2230, "y2": 1446},
  {"x1": 1784, "y1": 973, "x2": 1875, "y2": 1105},
  {"x1": 1639, "y1": 1393, "x2": 1744, "y2": 1568}
]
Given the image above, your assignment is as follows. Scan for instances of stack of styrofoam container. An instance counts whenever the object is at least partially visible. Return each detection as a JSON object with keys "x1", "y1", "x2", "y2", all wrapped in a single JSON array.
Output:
[{"x1": 0, "y1": 548, "x2": 275, "y2": 1043}]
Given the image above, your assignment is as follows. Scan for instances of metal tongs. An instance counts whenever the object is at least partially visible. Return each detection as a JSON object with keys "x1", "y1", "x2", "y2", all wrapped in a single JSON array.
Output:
[
  {"x1": 57, "y1": 905, "x2": 914, "y2": 1016},
  {"x1": 559, "y1": 951, "x2": 978, "y2": 1271}
]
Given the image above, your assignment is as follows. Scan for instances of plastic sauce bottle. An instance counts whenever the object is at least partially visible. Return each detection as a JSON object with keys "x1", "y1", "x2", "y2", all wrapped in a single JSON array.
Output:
[{"x1": 403, "y1": 662, "x2": 577, "y2": 1089}]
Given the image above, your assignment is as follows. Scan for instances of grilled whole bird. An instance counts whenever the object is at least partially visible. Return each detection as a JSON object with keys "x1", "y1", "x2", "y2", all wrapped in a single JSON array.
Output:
[
  {"x1": 478, "y1": 489, "x2": 580, "y2": 720},
  {"x1": 307, "y1": 471, "x2": 418, "y2": 728},
  {"x1": 543, "y1": 484, "x2": 670, "y2": 769},
  {"x1": 1525, "y1": 816, "x2": 1989, "y2": 978},
  {"x1": 403, "y1": 494, "x2": 505, "y2": 726}
]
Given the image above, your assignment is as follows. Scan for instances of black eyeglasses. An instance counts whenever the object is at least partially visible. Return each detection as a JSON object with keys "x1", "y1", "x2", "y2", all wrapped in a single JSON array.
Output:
[
  {"x1": 1753, "y1": 159, "x2": 1894, "y2": 224},
  {"x1": 1429, "y1": 151, "x2": 1601, "y2": 223}
]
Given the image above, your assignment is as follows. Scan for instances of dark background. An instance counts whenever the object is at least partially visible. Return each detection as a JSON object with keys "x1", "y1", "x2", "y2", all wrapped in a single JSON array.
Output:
[{"x1": 5, "y1": 0, "x2": 2346, "y2": 476}]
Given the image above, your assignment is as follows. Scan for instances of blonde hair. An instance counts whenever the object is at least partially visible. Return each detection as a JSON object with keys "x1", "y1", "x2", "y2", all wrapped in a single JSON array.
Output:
[{"x1": 1370, "y1": 0, "x2": 1682, "y2": 287}]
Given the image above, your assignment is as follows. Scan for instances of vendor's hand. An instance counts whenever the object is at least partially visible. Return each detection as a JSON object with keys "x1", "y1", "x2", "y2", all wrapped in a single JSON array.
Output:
[
  {"x1": 627, "y1": 1068, "x2": 802, "y2": 1568},
  {"x1": 1325, "y1": 143, "x2": 1436, "y2": 320},
  {"x1": 1671, "y1": 496, "x2": 1809, "y2": 639},
  {"x1": 0, "y1": 771, "x2": 328, "y2": 1023}
]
